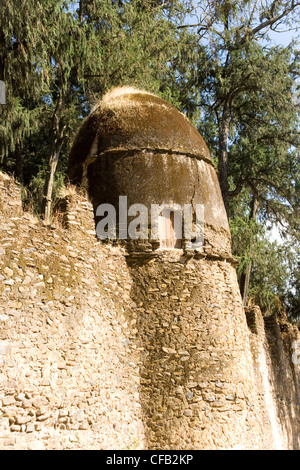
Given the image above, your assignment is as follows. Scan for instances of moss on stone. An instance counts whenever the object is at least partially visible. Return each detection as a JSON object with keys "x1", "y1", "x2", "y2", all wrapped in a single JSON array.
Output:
[{"x1": 68, "y1": 87, "x2": 211, "y2": 186}]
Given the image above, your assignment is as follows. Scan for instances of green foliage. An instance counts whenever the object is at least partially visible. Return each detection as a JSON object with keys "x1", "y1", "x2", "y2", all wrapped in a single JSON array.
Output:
[
  {"x1": 78, "y1": 0, "x2": 185, "y2": 103},
  {"x1": 0, "y1": 0, "x2": 185, "y2": 213},
  {"x1": 230, "y1": 187, "x2": 300, "y2": 320},
  {"x1": 249, "y1": 234, "x2": 299, "y2": 319},
  {"x1": 24, "y1": 169, "x2": 66, "y2": 215},
  {"x1": 166, "y1": 0, "x2": 300, "y2": 320},
  {"x1": 230, "y1": 195, "x2": 259, "y2": 277},
  {"x1": 0, "y1": 0, "x2": 59, "y2": 161}
]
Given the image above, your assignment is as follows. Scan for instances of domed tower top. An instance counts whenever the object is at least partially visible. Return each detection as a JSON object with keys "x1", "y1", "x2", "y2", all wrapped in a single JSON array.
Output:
[
  {"x1": 68, "y1": 87, "x2": 232, "y2": 257},
  {"x1": 68, "y1": 86, "x2": 211, "y2": 183}
]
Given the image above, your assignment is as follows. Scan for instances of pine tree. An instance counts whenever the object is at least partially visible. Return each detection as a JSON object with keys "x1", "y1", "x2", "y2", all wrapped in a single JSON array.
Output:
[
  {"x1": 0, "y1": 0, "x2": 52, "y2": 181},
  {"x1": 168, "y1": 1, "x2": 300, "y2": 308},
  {"x1": 175, "y1": 0, "x2": 300, "y2": 213},
  {"x1": 0, "y1": 0, "x2": 184, "y2": 222}
]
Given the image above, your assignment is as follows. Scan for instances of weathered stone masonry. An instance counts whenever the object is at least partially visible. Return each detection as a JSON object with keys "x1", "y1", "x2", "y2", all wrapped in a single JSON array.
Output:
[
  {"x1": 66, "y1": 86, "x2": 300, "y2": 449},
  {"x1": 128, "y1": 254, "x2": 263, "y2": 449},
  {"x1": 0, "y1": 173, "x2": 145, "y2": 450},
  {"x1": 0, "y1": 86, "x2": 299, "y2": 450}
]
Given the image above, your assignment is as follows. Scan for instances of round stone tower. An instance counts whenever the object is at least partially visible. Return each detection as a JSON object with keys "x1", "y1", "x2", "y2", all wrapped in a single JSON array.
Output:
[
  {"x1": 68, "y1": 86, "x2": 231, "y2": 256},
  {"x1": 68, "y1": 87, "x2": 268, "y2": 449}
]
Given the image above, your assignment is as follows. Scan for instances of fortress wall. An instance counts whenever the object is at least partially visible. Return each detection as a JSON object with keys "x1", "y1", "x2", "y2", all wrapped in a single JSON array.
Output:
[
  {"x1": 245, "y1": 306, "x2": 300, "y2": 450},
  {"x1": 127, "y1": 252, "x2": 269, "y2": 449},
  {"x1": 0, "y1": 171, "x2": 22, "y2": 218},
  {"x1": 262, "y1": 311, "x2": 300, "y2": 449},
  {"x1": 0, "y1": 175, "x2": 299, "y2": 449},
  {"x1": 1, "y1": 84, "x2": 299, "y2": 450},
  {"x1": 0, "y1": 177, "x2": 145, "y2": 450},
  {"x1": 87, "y1": 151, "x2": 231, "y2": 257}
]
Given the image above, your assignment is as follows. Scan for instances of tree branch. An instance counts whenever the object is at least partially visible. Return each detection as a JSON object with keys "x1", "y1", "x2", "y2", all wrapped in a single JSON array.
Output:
[
  {"x1": 228, "y1": 176, "x2": 246, "y2": 198},
  {"x1": 177, "y1": 22, "x2": 204, "y2": 29},
  {"x1": 250, "y1": 1, "x2": 300, "y2": 38}
]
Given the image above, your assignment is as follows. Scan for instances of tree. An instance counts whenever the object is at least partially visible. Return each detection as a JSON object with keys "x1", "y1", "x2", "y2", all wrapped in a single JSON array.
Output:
[
  {"x1": 167, "y1": 0, "x2": 300, "y2": 307},
  {"x1": 78, "y1": 0, "x2": 186, "y2": 102},
  {"x1": 229, "y1": 186, "x2": 300, "y2": 320},
  {"x1": 0, "y1": 0, "x2": 185, "y2": 222},
  {"x1": 0, "y1": 0, "x2": 52, "y2": 182},
  {"x1": 1, "y1": 1, "x2": 298, "y2": 318},
  {"x1": 176, "y1": 1, "x2": 300, "y2": 213},
  {"x1": 41, "y1": 0, "x2": 186, "y2": 223},
  {"x1": 40, "y1": 5, "x2": 91, "y2": 224}
]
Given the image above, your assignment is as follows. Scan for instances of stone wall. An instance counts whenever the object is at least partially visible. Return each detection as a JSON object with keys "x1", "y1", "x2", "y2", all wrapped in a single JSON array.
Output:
[
  {"x1": 245, "y1": 306, "x2": 300, "y2": 449},
  {"x1": 0, "y1": 172, "x2": 299, "y2": 449},
  {"x1": 0, "y1": 173, "x2": 144, "y2": 450},
  {"x1": 127, "y1": 252, "x2": 268, "y2": 449},
  {"x1": 264, "y1": 313, "x2": 300, "y2": 449}
]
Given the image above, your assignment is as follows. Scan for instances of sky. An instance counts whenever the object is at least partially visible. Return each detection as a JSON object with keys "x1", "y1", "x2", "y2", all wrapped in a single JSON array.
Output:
[{"x1": 268, "y1": 29, "x2": 299, "y2": 47}]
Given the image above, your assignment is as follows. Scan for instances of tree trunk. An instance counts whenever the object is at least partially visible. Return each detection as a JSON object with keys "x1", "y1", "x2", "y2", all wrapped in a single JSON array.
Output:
[
  {"x1": 241, "y1": 260, "x2": 252, "y2": 306},
  {"x1": 43, "y1": 148, "x2": 60, "y2": 225},
  {"x1": 218, "y1": 105, "x2": 231, "y2": 216},
  {"x1": 79, "y1": 0, "x2": 84, "y2": 21},
  {"x1": 42, "y1": 94, "x2": 64, "y2": 225},
  {"x1": 14, "y1": 137, "x2": 24, "y2": 184},
  {"x1": 240, "y1": 196, "x2": 259, "y2": 306}
]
